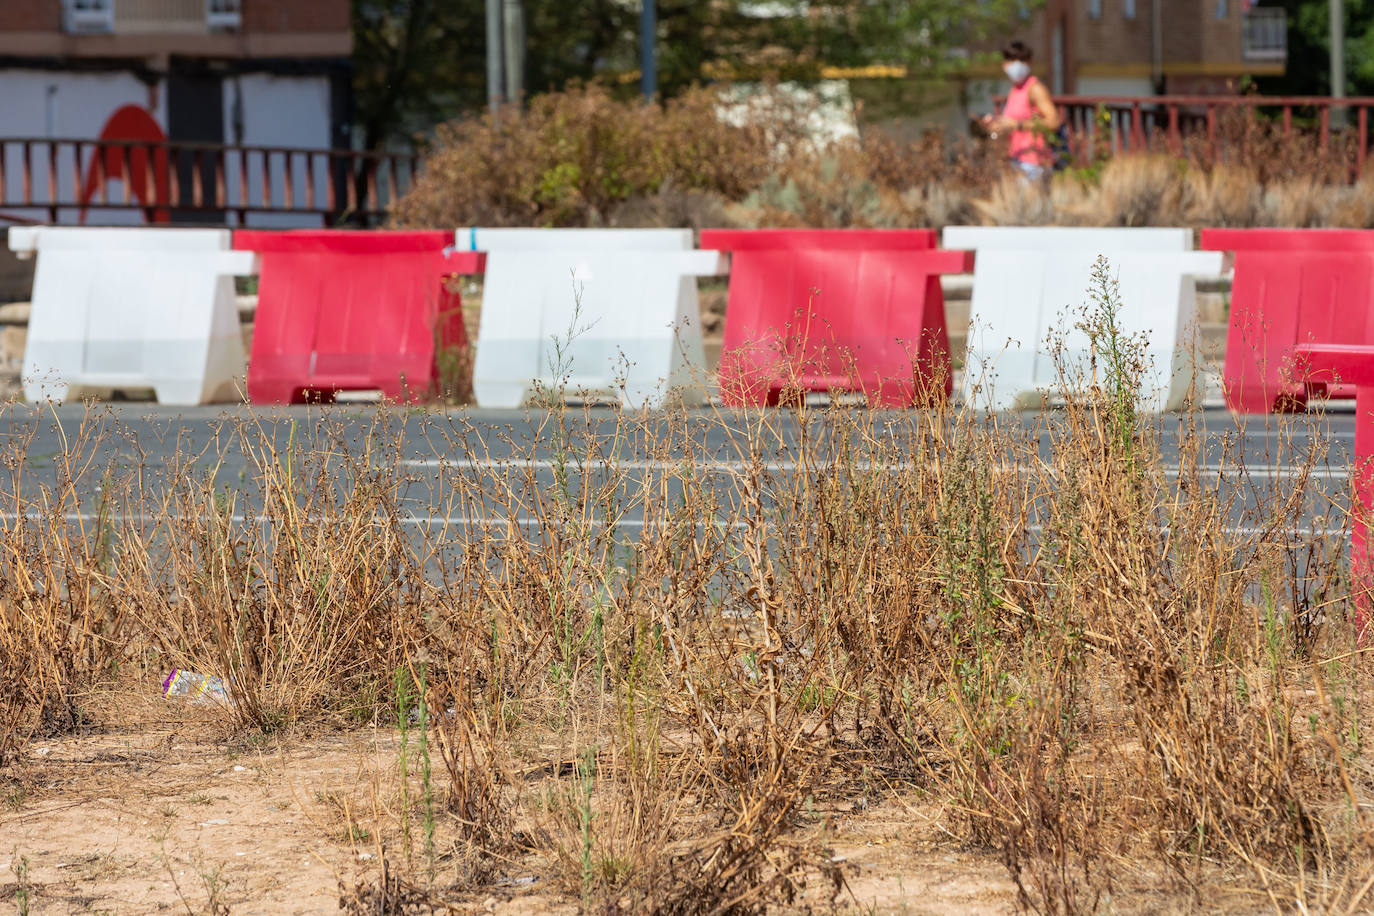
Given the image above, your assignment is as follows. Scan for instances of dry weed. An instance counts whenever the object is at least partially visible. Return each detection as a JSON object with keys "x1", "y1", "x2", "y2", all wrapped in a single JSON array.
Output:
[
  {"x1": 1, "y1": 264, "x2": 1372, "y2": 911},
  {"x1": 727, "y1": 149, "x2": 919, "y2": 228},
  {"x1": 1326, "y1": 172, "x2": 1374, "y2": 229},
  {"x1": 1186, "y1": 163, "x2": 1265, "y2": 227},
  {"x1": 113, "y1": 416, "x2": 425, "y2": 733},
  {"x1": 1260, "y1": 175, "x2": 1334, "y2": 227},
  {"x1": 1090, "y1": 154, "x2": 1188, "y2": 227},
  {"x1": 973, "y1": 173, "x2": 1055, "y2": 225},
  {"x1": 339, "y1": 848, "x2": 450, "y2": 915},
  {"x1": 0, "y1": 410, "x2": 127, "y2": 771}
]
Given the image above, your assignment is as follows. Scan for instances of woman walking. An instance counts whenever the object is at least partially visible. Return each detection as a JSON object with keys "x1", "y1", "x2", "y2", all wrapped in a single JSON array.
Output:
[{"x1": 981, "y1": 40, "x2": 1061, "y2": 181}]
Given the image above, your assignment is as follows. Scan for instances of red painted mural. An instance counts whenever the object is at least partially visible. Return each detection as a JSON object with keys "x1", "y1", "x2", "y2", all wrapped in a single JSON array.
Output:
[{"x1": 79, "y1": 105, "x2": 171, "y2": 223}]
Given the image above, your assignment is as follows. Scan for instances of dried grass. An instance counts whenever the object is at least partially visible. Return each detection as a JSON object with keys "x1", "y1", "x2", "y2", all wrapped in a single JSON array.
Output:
[
  {"x1": 1185, "y1": 164, "x2": 1266, "y2": 228},
  {"x1": 0, "y1": 410, "x2": 127, "y2": 768},
  {"x1": 1089, "y1": 154, "x2": 1188, "y2": 227},
  {"x1": 1, "y1": 269, "x2": 1372, "y2": 911},
  {"x1": 1325, "y1": 173, "x2": 1374, "y2": 229},
  {"x1": 972, "y1": 173, "x2": 1055, "y2": 226},
  {"x1": 1260, "y1": 175, "x2": 1335, "y2": 228}
]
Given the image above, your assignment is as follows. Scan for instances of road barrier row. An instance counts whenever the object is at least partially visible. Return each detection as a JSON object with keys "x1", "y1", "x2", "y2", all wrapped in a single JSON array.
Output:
[{"x1": 8, "y1": 226, "x2": 1374, "y2": 415}]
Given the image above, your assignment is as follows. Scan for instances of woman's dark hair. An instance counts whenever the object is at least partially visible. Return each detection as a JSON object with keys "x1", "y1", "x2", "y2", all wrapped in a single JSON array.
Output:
[{"x1": 1002, "y1": 40, "x2": 1033, "y2": 62}]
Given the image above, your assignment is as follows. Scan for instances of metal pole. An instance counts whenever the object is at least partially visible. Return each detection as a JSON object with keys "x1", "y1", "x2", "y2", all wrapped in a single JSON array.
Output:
[
  {"x1": 1332, "y1": 0, "x2": 1347, "y2": 127},
  {"x1": 503, "y1": 0, "x2": 525, "y2": 107},
  {"x1": 641, "y1": 0, "x2": 657, "y2": 99},
  {"x1": 486, "y1": 0, "x2": 504, "y2": 112},
  {"x1": 1151, "y1": 0, "x2": 1163, "y2": 94}
]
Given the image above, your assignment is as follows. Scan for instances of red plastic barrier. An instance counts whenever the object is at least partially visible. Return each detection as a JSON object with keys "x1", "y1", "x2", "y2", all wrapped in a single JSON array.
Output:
[
  {"x1": 1202, "y1": 229, "x2": 1374, "y2": 413},
  {"x1": 1290, "y1": 343, "x2": 1374, "y2": 645},
  {"x1": 234, "y1": 230, "x2": 483, "y2": 404},
  {"x1": 699, "y1": 230, "x2": 971, "y2": 406}
]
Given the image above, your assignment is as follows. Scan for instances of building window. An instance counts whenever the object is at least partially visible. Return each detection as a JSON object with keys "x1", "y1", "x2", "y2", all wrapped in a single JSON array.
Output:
[
  {"x1": 1216, "y1": 0, "x2": 1227, "y2": 18},
  {"x1": 63, "y1": 0, "x2": 114, "y2": 34},
  {"x1": 1089, "y1": 0, "x2": 1102, "y2": 18},
  {"x1": 1124, "y1": 0, "x2": 1136, "y2": 18}
]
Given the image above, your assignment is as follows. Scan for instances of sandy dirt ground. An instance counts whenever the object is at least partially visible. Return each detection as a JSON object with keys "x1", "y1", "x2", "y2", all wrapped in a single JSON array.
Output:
[{"x1": 1, "y1": 715, "x2": 1018, "y2": 915}]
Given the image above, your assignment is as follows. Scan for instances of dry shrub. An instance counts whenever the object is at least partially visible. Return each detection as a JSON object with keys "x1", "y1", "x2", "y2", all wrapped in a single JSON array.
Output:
[
  {"x1": 726, "y1": 147, "x2": 920, "y2": 228},
  {"x1": 973, "y1": 173, "x2": 1055, "y2": 225},
  {"x1": 912, "y1": 181, "x2": 979, "y2": 227},
  {"x1": 391, "y1": 84, "x2": 805, "y2": 229},
  {"x1": 1325, "y1": 172, "x2": 1374, "y2": 228},
  {"x1": 605, "y1": 181, "x2": 729, "y2": 231},
  {"x1": 1089, "y1": 154, "x2": 1188, "y2": 227},
  {"x1": 417, "y1": 409, "x2": 846, "y2": 912},
  {"x1": 726, "y1": 132, "x2": 1001, "y2": 228},
  {"x1": 339, "y1": 849, "x2": 444, "y2": 916},
  {"x1": 1184, "y1": 105, "x2": 1356, "y2": 185},
  {"x1": 0, "y1": 412, "x2": 127, "y2": 772},
  {"x1": 934, "y1": 264, "x2": 1366, "y2": 909},
  {"x1": 393, "y1": 87, "x2": 1006, "y2": 230},
  {"x1": 1185, "y1": 163, "x2": 1264, "y2": 227},
  {"x1": 1261, "y1": 175, "x2": 1336, "y2": 227},
  {"x1": 860, "y1": 128, "x2": 1009, "y2": 191},
  {"x1": 395, "y1": 84, "x2": 1374, "y2": 233},
  {"x1": 115, "y1": 417, "x2": 424, "y2": 732}
]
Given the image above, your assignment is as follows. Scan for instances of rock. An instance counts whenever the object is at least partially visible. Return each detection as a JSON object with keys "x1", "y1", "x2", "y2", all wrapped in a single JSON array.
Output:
[{"x1": 0, "y1": 302, "x2": 30, "y2": 324}]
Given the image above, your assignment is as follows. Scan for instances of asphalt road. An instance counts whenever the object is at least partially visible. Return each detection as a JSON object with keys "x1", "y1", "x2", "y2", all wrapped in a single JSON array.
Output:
[{"x1": 0, "y1": 402, "x2": 1356, "y2": 544}]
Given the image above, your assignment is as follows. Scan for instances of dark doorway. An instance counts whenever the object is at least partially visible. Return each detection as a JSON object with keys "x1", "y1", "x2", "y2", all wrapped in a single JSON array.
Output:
[{"x1": 166, "y1": 59, "x2": 225, "y2": 223}]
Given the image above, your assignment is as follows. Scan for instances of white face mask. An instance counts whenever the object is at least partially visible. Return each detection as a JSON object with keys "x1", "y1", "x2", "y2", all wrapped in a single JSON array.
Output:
[{"x1": 1004, "y1": 61, "x2": 1031, "y2": 85}]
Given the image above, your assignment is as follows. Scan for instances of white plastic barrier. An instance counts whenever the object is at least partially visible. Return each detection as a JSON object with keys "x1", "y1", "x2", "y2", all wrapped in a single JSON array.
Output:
[
  {"x1": 943, "y1": 227, "x2": 1223, "y2": 411},
  {"x1": 11, "y1": 227, "x2": 253, "y2": 405},
  {"x1": 457, "y1": 228, "x2": 723, "y2": 408}
]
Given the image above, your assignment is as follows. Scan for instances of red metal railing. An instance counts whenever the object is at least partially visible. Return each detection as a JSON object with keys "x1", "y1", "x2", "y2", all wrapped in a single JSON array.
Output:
[
  {"x1": 0, "y1": 137, "x2": 419, "y2": 226},
  {"x1": 996, "y1": 95, "x2": 1374, "y2": 179}
]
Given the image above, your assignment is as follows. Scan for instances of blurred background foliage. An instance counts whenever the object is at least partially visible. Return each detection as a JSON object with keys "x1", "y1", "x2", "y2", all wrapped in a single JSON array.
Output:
[{"x1": 352, "y1": 0, "x2": 1031, "y2": 150}]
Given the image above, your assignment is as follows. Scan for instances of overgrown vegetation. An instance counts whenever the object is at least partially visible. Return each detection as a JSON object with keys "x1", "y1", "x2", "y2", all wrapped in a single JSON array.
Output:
[
  {"x1": 395, "y1": 86, "x2": 1374, "y2": 231},
  {"x1": 1, "y1": 262, "x2": 1371, "y2": 912}
]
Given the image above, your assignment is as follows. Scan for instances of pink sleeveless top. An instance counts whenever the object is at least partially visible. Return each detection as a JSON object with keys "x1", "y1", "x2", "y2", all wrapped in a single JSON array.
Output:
[{"x1": 1003, "y1": 76, "x2": 1047, "y2": 166}]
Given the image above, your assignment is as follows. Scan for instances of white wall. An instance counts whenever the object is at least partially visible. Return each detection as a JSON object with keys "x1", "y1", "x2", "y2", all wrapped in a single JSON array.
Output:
[
  {"x1": 0, "y1": 69, "x2": 165, "y2": 139},
  {"x1": 0, "y1": 69, "x2": 166, "y2": 225},
  {"x1": 222, "y1": 73, "x2": 332, "y2": 227},
  {"x1": 0, "y1": 68, "x2": 336, "y2": 227}
]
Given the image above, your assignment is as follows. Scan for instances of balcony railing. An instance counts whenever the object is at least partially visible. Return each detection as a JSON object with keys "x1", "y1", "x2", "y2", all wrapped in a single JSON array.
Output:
[
  {"x1": 0, "y1": 138, "x2": 416, "y2": 227},
  {"x1": 1049, "y1": 95, "x2": 1374, "y2": 180},
  {"x1": 61, "y1": 0, "x2": 241, "y2": 34},
  {"x1": 1243, "y1": 7, "x2": 1287, "y2": 63}
]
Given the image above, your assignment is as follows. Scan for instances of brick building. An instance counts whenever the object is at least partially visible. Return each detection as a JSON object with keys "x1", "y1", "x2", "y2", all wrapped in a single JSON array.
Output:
[
  {"x1": 0, "y1": 1, "x2": 352, "y2": 172},
  {"x1": 1030, "y1": 0, "x2": 1286, "y2": 97},
  {"x1": 909, "y1": 0, "x2": 1289, "y2": 139}
]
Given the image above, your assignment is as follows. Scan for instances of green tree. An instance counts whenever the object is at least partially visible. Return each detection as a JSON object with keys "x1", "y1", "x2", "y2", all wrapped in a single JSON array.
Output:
[
  {"x1": 352, "y1": 0, "x2": 485, "y2": 152},
  {"x1": 352, "y1": 0, "x2": 1032, "y2": 150},
  {"x1": 753, "y1": 0, "x2": 1029, "y2": 75},
  {"x1": 352, "y1": 0, "x2": 637, "y2": 149},
  {"x1": 1255, "y1": 0, "x2": 1374, "y2": 96}
]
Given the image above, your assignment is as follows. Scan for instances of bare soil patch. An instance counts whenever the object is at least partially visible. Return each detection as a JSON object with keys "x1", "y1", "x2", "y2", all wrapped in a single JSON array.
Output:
[{"x1": 3, "y1": 724, "x2": 1016, "y2": 915}]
